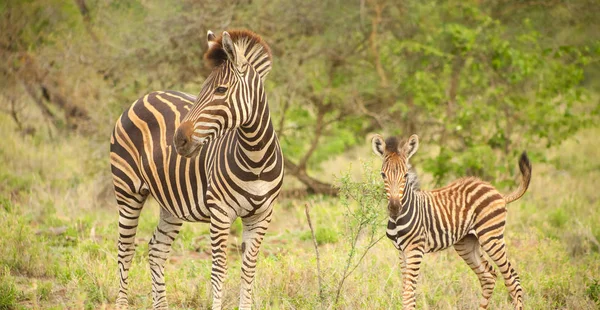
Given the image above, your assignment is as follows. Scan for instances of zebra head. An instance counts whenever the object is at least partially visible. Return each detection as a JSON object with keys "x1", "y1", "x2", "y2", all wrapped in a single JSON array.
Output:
[
  {"x1": 372, "y1": 134, "x2": 419, "y2": 211},
  {"x1": 174, "y1": 29, "x2": 272, "y2": 157}
]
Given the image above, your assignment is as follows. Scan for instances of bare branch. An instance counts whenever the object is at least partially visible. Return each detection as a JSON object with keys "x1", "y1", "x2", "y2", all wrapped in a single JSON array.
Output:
[
  {"x1": 304, "y1": 203, "x2": 324, "y2": 308},
  {"x1": 345, "y1": 234, "x2": 386, "y2": 277}
]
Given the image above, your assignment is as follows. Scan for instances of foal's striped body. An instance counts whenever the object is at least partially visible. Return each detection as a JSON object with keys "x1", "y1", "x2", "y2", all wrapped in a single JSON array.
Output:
[
  {"x1": 387, "y1": 176, "x2": 511, "y2": 253},
  {"x1": 373, "y1": 134, "x2": 531, "y2": 310}
]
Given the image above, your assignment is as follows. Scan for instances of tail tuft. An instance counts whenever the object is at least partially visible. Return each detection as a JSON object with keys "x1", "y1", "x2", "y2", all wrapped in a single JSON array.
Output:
[
  {"x1": 504, "y1": 151, "x2": 532, "y2": 204},
  {"x1": 518, "y1": 151, "x2": 532, "y2": 177}
]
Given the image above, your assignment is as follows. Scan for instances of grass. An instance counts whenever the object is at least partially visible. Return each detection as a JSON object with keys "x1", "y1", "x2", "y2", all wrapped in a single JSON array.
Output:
[{"x1": 0, "y1": 111, "x2": 599, "y2": 309}]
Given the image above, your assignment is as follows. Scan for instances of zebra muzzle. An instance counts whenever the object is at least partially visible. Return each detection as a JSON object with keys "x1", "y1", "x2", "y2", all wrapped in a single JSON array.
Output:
[
  {"x1": 174, "y1": 121, "x2": 202, "y2": 157},
  {"x1": 388, "y1": 197, "x2": 402, "y2": 219}
]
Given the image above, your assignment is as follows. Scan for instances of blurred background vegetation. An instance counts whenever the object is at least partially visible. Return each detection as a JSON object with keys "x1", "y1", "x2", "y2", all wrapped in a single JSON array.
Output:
[
  {"x1": 2, "y1": 0, "x2": 598, "y2": 192},
  {"x1": 0, "y1": 0, "x2": 599, "y2": 309}
]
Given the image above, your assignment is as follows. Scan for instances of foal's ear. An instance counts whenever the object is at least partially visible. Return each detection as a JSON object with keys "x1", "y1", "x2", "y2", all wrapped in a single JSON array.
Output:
[
  {"x1": 371, "y1": 134, "x2": 386, "y2": 158},
  {"x1": 403, "y1": 134, "x2": 419, "y2": 159}
]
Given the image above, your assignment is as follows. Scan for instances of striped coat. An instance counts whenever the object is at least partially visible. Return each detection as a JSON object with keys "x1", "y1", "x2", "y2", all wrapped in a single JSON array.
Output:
[
  {"x1": 372, "y1": 134, "x2": 531, "y2": 310},
  {"x1": 110, "y1": 30, "x2": 283, "y2": 310}
]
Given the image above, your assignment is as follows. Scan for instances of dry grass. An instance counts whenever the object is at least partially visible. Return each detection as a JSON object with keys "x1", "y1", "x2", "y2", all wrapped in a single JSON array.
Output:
[{"x1": 0, "y1": 111, "x2": 599, "y2": 309}]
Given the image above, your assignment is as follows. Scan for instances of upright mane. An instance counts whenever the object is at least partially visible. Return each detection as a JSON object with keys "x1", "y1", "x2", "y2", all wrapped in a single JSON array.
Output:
[
  {"x1": 204, "y1": 29, "x2": 272, "y2": 79},
  {"x1": 384, "y1": 136, "x2": 401, "y2": 154},
  {"x1": 385, "y1": 136, "x2": 420, "y2": 190}
]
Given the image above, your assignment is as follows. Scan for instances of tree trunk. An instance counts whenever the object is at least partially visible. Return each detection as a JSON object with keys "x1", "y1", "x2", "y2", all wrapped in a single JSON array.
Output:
[{"x1": 284, "y1": 157, "x2": 338, "y2": 196}]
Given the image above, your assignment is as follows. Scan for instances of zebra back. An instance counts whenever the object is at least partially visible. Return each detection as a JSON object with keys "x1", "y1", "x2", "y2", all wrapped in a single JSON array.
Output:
[{"x1": 110, "y1": 29, "x2": 283, "y2": 309}]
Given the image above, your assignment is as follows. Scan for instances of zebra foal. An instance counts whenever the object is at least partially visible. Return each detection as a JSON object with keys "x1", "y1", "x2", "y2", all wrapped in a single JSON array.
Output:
[
  {"x1": 110, "y1": 29, "x2": 283, "y2": 309},
  {"x1": 371, "y1": 134, "x2": 531, "y2": 310}
]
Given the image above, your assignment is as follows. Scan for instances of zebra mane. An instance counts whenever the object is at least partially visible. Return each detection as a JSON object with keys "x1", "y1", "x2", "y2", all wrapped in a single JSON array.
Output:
[
  {"x1": 384, "y1": 136, "x2": 401, "y2": 153},
  {"x1": 386, "y1": 136, "x2": 420, "y2": 190},
  {"x1": 406, "y1": 164, "x2": 420, "y2": 191},
  {"x1": 204, "y1": 29, "x2": 272, "y2": 79}
]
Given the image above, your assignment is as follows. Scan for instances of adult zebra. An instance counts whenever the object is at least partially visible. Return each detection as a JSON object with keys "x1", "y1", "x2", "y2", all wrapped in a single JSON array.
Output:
[
  {"x1": 110, "y1": 30, "x2": 284, "y2": 309},
  {"x1": 371, "y1": 134, "x2": 531, "y2": 310}
]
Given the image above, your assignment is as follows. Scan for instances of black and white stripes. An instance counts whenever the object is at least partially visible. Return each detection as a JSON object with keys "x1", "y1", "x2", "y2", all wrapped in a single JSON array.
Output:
[
  {"x1": 110, "y1": 30, "x2": 283, "y2": 310},
  {"x1": 372, "y1": 134, "x2": 531, "y2": 310}
]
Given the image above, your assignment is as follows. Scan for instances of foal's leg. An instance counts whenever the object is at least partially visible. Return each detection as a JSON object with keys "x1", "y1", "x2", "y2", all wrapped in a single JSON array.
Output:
[
  {"x1": 400, "y1": 247, "x2": 424, "y2": 310},
  {"x1": 454, "y1": 234, "x2": 497, "y2": 309},
  {"x1": 478, "y1": 237, "x2": 524, "y2": 310},
  {"x1": 475, "y1": 213, "x2": 524, "y2": 310}
]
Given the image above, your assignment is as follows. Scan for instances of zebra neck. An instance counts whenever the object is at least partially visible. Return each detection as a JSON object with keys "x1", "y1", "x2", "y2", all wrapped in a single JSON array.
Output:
[
  {"x1": 393, "y1": 183, "x2": 421, "y2": 221},
  {"x1": 236, "y1": 100, "x2": 279, "y2": 165}
]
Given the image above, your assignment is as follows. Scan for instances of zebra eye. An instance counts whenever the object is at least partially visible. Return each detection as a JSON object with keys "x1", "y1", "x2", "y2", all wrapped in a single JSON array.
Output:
[
  {"x1": 404, "y1": 173, "x2": 409, "y2": 178},
  {"x1": 215, "y1": 86, "x2": 228, "y2": 94},
  {"x1": 380, "y1": 172, "x2": 386, "y2": 178}
]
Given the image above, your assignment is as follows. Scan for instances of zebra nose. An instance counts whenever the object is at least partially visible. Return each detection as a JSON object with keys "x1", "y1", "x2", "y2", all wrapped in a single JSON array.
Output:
[
  {"x1": 390, "y1": 197, "x2": 402, "y2": 207},
  {"x1": 174, "y1": 121, "x2": 194, "y2": 150}
]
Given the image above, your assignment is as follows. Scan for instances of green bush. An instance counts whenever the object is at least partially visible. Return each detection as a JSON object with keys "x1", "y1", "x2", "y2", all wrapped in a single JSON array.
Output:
[
  {"x1": 587, "y1": 279, "x2": 600, "y2": 304},
  {"x1": 300, "y1": 227, "x2": 338, "y2": 245},
  {"x1": 549, "y1": 208, "x2": 569, "y2": 228}
]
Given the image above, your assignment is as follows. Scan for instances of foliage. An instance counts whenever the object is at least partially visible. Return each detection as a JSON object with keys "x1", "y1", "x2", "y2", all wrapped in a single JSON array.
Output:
[
  {"x1": 303, "y1": 160, "x2": 387, "y2": 308},
  {"x1": 333, "y1": 160, "x2": 386, "y2": 305},
  {"x1": 377, "y1": 1, "x2": 598, "y2": 184},
  {"x1": 2, "y1": 0, "x2": 599, "y2": 187},
  {"x1": 0, "y1": 113, "x2": 599, "y2": 308},
  {"x1": 300, "y1": 227, "x2": 338, "y2": 246},
  {"x1": 337, "y1": 161, "x2": 386, "y2": 245},
  {"x1": 0, "y1": 0, "x2": 599, "y2": 308},
  {"x1": 587, "y1": 279, "x2": 600, "y2": 304}
]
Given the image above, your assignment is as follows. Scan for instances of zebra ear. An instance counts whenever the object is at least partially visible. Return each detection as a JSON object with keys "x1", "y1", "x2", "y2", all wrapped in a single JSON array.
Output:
[
  {"x1": 207, "y1": 30, "x2": 217, "y2": 49},
  {"x1": 221, "y1": 31, "x2": 247, "y2": 71},
  {"x1": 404, "y1": 134, "x2": 419, "y2": 159},
  {"x1": 371, "y1": 134, "x2": 386, "y2": 158},
  {"x1": 221, "y1": 31, "x2": 239, "y2": 66}
]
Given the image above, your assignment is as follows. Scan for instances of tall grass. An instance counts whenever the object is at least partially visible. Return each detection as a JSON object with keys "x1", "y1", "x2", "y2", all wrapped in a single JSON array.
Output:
[{"x1": 0, "y1": 111, "x2": 599, "y2": 309}]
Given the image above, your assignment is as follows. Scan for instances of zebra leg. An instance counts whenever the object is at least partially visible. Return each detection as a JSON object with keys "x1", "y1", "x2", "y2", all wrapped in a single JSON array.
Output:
[
  {"x1": 454, "y1": 234, "x2": 497, "y2": 309},
  {"x1": 209, "y1": 209, "x2": 233, "y2": 310},
  {"x1": 478, "y1": 237, "x2": 524, "y2": 310},
  {"x1": 148, "y1": 207, "x2": 183, "y2": 309},
  {"x1": 399, "y1": 250, "x2": 407, "y2": 280},
  {"x1": 115, "y1": 187, "x2": 148, "y2": 308},
  {"x1": 400, "y1": 248, "x2": 424, "y2": 310},
  {"x1": 238, "y1": 210, "x2": 273, "y2": 310}
]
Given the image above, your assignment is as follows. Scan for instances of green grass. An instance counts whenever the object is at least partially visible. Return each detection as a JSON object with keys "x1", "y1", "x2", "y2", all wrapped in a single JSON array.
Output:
[
  {"x1": 0, "y1": 112, "x2": 599, "y2": 309},
  {"x1": 0, "y1": 267, "x2": 21, "y2": 310},
  {"x1": 300, "y1": 227, "x2": 339, "y2": 245}
]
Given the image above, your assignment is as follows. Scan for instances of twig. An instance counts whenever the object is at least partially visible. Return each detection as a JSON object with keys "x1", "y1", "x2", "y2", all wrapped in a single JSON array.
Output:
[
  {"x1": 334, "y1": 221, "x2": 364, "y2": 305},
  {"x1": 345, "y1": 234, "x2": 386, "y2": 276},
  {"x1": 334, "y1": 227, "x2": 385, "y2": 306},
  {"x1": 304, "y1": 203, "x2": 324, "y2": 308}
]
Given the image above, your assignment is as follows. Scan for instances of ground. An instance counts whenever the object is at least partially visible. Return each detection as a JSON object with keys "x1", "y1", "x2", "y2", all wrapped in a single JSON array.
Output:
[{"x1": 0, "y1": 115, "x2": 599, "y2": 309}]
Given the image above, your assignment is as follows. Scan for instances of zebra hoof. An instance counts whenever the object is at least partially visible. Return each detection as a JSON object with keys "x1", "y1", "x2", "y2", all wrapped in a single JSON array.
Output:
[{"x1": 115, "y1": 303, "x2": 129, "y2": 310}]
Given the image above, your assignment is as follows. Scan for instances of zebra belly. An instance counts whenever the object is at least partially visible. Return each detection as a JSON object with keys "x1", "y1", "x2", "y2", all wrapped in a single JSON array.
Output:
[
  {"x1": 142, "y1": 145, "x2": 281, "y2": 222},
  {"x1": 141, "y1": 145, "x2": 211, "y2": 222},
  {"x1": 203, "y1": 174, "x2": 283, "y2": 219},
  {"x1": 424, "y1": 232, "x2": 461, "y2": 253},
  {"x1": 423, "y1": 223, "x2": 474, "y2": 253}
]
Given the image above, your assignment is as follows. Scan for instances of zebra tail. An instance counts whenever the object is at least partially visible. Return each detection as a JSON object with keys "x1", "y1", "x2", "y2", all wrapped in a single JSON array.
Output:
[{"x1": 503, "y1": 151, "x2": 532, "y2": 204}]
